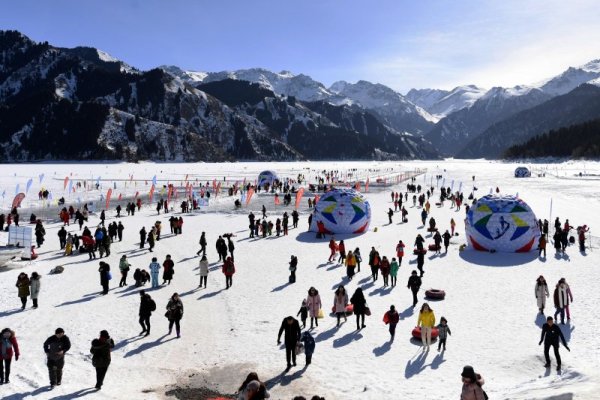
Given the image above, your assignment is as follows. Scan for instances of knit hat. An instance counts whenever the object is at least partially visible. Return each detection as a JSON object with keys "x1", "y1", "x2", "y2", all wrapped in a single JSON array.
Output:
[
  {"x1": 55, "y1": 328, "x2": 65, "y2": 334},
  {"x1": 461, "y1": 365, "x2": 476, "y2": 381},
  {"x1": 100, "y1": 330, "x2": 110, "y2": 339}
]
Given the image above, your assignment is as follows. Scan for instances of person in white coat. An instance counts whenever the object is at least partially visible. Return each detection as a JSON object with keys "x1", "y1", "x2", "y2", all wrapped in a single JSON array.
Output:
[
  {"x1": 306, "y1": 287, "x2": 322, "y2": 329},
  {"x1": 333, "y1": 285, "x2": 349, "y2": 327},
  {"x1": 535, "y1": 275, "x2": 549, "y2": 314},
  {"x1": 198, "y1": 255, "x2": 209, "y2": 288},
  {"x1": 30, "y1": 272, "x2": 41, "y2": 309}
]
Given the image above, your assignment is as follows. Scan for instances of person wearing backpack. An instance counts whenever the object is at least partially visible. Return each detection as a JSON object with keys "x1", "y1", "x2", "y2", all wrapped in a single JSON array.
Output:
[
  {"x1": 222, "y1": 256, "x2": 235, "y2": 289},
  {"x1": 139, "y1": 290, "x2": 155, "y2": 336}
]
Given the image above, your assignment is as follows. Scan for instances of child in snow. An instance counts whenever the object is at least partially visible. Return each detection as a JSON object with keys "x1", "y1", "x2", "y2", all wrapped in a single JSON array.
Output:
[
  {"x1": 297, "y1": 299, "x2": 308, "y2": 328},
  {"x1": 437, "y1": 317, "x2": 451, "y2": 351},
  {"x1": 301, "y1": 331, "x2": 315, "y2": 366}
]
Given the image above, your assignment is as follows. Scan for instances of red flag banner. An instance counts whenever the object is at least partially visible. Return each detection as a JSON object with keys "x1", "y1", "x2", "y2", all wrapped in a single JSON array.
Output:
[
  {"x1": 355, "y1": 182, "x2": 361, "y2": 191},
  {"x1": 274, "y1": 194, "x2": 280, "y2": 205},
  {"x1": 216, "y1": 182, "x2": 221, "y2": 197},
  {"x1": 149, "y1": 184, "x2": 155, "y2": 203},
  {"x1": 134, "y1": 191, "x2": 139, "y2": 199},
  {"x1": 12, "y1": 193, "x2": 25, "y2": 208},
  {"x1": 365, "y1": 178, "x2": 370, "y2": 192},
  {"x1": 245, "y1": 188, "x2": 255, "y2": 206},
  {"x1": 63, "y1": 176, "x2": 69, "y2": 190},
  {"x1": 105, "y1": 188, "x2": 112, "y2": 210},
  {"x1": 295, "y1": 188, "x2": 305, "y2": 209},
  {"x1": 118, "y1": 193, "x2": 122, "y2": 201}
]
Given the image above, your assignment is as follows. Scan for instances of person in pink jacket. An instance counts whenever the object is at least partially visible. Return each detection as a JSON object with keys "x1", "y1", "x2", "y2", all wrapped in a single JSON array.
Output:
[{"x1": 306, "y1": 287, "x2": 322, "y2": 329}]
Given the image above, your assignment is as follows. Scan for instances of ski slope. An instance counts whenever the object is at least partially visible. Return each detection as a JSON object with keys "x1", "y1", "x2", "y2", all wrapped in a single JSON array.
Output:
[{"x1": 1, "y1": 160, "x2": 599, "y2": 400}]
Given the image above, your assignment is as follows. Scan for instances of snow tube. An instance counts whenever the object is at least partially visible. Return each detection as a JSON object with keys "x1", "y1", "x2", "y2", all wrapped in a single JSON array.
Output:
[
  {"x1": 428, "y1": 244, "x2": 441, "y2": 251},
  {"x1": 331, "y1": 304, "x2": 354, "y2": 315},
  {"x1": 412, "y1": 326, "x2": 439, "y2": 340},
  {"x1": 425, "y1": 289, "x2": 445, "y2": 300},
  {"x1": 413, "y1": 248, "x2": 427, "y2": 255}
]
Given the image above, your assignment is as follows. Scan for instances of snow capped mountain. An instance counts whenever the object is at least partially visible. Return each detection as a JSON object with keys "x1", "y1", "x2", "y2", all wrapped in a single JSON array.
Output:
[
  {"x1": 327, "y1": 79, "x2": 437, "y2": 131},
  {"x1": 188, "y1": 67, "x2": 334, "y2": 102},
  {"x1": 160, "y1": 65, "x2": 207, "y2": 83},
  {"x1": 406, "y1": 85, "x2": 486, "y2": 118},
  {"x1": 405, "y1": 88, "x2": 449, "y2": 110},
  {"x1": 537, "y1": 59, "x2": 600, "y2": 96}
]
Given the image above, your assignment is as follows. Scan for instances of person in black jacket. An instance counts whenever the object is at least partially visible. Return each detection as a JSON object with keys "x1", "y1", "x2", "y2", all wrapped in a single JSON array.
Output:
[
  {"x1": 98, "y1": 262, "x2": 110, "y2": 295},
  {"x1": 350, "y1": 288, "x2": 367, "y2": 330},
  {"x1": 139, "y1": 227, "x2": 147, "y2": 249},
  {"x1": 539, "y1": 316, "x2": 570, "y2": 370},
  {"x1": 90, "y1": 330, "x2": 115, "y2": 390},
  {"x1": 407, "y1": 270, "x2": 422, "y2": 307},
  {"x1": 139, "y1": 290, "x2": 155, "y2": 336},
  {"x1": 43, "y1": 328, "x2": 71, "y2": 388},
  {"x1": 197, "y1": 232, "x2": 207, "y2": 257},
  {"x1": 277, "y1": 316, "x2": 301, "y2": 370}
]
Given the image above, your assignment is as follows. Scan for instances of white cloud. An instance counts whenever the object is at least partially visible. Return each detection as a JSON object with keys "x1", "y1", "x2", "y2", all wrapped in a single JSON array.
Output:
[{"x1": 355, "y1": 0, "x2": 600, "y2": 92}]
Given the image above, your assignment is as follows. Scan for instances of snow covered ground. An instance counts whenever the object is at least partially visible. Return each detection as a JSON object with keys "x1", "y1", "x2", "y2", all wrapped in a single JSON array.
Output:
[{"x1": 1, "y1": 160, "x2": 600, "y2": 400}]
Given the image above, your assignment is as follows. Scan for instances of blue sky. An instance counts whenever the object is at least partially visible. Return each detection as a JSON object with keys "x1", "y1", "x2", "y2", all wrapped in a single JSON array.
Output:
[{"x1": 2, "y1": 0, "x2": 600, "y2": 92}]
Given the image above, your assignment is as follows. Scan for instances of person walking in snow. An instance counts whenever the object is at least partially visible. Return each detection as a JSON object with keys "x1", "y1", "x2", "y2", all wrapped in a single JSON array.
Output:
[
  {"x1": 553, "y1": 278, "x2": 573, "y2": 324},
  {"x1": 387, "y1": 208, "x2": 394, "y2": 224},
  {"x1": 288, "y1": 255, "x2": 298, "y2": 284},
  {"x1": 383, "y1": 305, "x2": 400, "y2": 340},
  {"x1": 333, "y1": 286, "x2": 349, "y2": 328},
  {"x1": 345, "y1": 250, "x2": 357, "y2": 281},
  {"x1": 300, "y1": 331, "x2": 315, "y2": 366},
  {"x1": 198, "y1": 255, "x2": 209, "y2": 288},
  {"x1": 44, "y1": 328, "x2": 71, "y2": 388},
  {"x1": 98, "y1": 262, "x2": 110, "y2": 295},
  {"x1": 0, "y1": 328, "x2": 19, "y2": 384},
  {"x1": 166, "y1": 293, "x2": 184, "y2": 338},
  {"x1": 197, "y1": 232, "x2": 207, "y2": 257},
  {"x1": 162, "y1": 255, "x2": 174, "y2": 285},
  {"x1": 369, "y1": 247, "x2": 381, "y2": 282},
  {"x1": 90, "y1": 330, "x2": 114, "y2": 390},
  {"x1": 417, "y1": 303, "x2": 436, "y2": 350},
  {"x1": 117, "y1": 221, "x2": 124, "y2": 242},
  {"x1": 436, "y1": 317, "x2": 451, "y2": 351},
  {"x1": 407, "y1": 270, "x2": 421, "y2": 307},
  {"x1": 138, "y1": 290, "x2": 155, "y2": 336},
  {"x1": 149, "y1": 257, "x2": 161, "y2": 288},
  {"x1": 306, "y1": 287, "x2": 322, "y2": 329},
  {"x1": 147, "y1": 227, "x2": 156, "y2": 252},
  {"x1": 380, "y1": 256, "x2": 391, "y2": 287},
  {"x1": 390, "y1": 257, "x2": 399, "y2": 287},
  {"x1": 337, "y1": 240, "x2": 346, "y2": 264},
  {"x1": 297, "y1": 299, "x2": 308, "y2": 329},
  {"x1": 539, "y1": 316, "x2": 570, "y2": 371},
  {"x1": 139, "y1": 227, "x2": 147, "y2": 249},
  {"x1": 277, "y1": 316, "x2": 301, "y2": 370},
  {"x1": 119, "y1": 255, "x2": 131, "y2": 287},
  {"x1": 328, "y1": 238, "x2": 337, "y2": 262},
  {"x1": 16, "y1": 272, "x2": 30, "y2": 310},
  {"x1": 222, "y1": 256, "x2": 235, "y2": 289},
  {"x1": 354, "y1": 247, "x2": 362, "y2": 272},
  {"x1": 30, "y1": 272, "x2": 41, "y2": 309},
  {"x1": 396, "y1": 240, "x2": 405, "y2": 265},
  {"x1": 535, "y1": 275, "x2": 549, "y2": 314},
  {"x1": 350, "y1": 288, "x2": 367, "y2": 330},
  {"x1": 538, "y1": 234, "x2": 547, "y2": 258},
  {"x1": 442, "y1": 230, "x2": 451, "y2": 252}
]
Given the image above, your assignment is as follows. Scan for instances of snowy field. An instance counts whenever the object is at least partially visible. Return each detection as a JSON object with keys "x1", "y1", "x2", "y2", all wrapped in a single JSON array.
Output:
[{"x1": 1, "y1": 160, "x2": 600, "y2": 400}]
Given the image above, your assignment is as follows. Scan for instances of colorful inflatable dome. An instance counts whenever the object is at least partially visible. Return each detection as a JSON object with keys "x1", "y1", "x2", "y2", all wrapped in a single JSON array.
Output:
[
  {"x1": 514, "y1": 167, "x2": 531, "y2": 178},
  {"x1": 466, "y1": 195, "x2": 539, "y2": 253},
  {"x1": 257, "y1": 170, "x2": 279, "y2": 187},
  {"x1": 310, "y1": 188, "x2": 371, "y2": 234}
]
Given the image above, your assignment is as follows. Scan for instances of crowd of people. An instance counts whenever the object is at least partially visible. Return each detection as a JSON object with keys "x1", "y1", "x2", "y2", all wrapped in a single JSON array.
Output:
[{"x1": 2, "y1": 173, "x2": 584, "y2": 399}]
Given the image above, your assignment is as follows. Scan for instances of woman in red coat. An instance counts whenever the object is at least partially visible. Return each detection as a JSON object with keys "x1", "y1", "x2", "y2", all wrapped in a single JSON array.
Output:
[
  {"x1": 1, "y1": 328, "x2": 19, "y2": 384},
  {"x1": 222, "y1": 257, "x2": 235, "y2": 289}
]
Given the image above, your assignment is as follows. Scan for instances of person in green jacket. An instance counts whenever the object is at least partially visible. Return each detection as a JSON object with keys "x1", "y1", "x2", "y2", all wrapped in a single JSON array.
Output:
[
  {"x1": 390, "y1": 257, "x2": 400, "y2": 287},
  {"x1": 119, "y1": 255, "x2": 131, "y2": 287},
  {"x1": 90, "y1": 330, "x2": 115, "y2": 390}
]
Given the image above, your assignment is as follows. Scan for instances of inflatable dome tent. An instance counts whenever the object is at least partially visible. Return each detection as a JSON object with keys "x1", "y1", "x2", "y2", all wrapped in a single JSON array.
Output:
[
  {"x1": 257, "y1": 170, "x2": 279, "y2": 187},
  {"x1": 310, "y1": 188, "x2": 371, "y2": 234},
  {"x1": 514, "y1": 167, "x2": 531, "y2": 178},
  {"x1": 465, "y1": 194, "x2": 539, "y2": 252}
]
